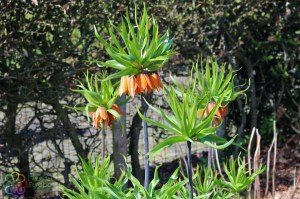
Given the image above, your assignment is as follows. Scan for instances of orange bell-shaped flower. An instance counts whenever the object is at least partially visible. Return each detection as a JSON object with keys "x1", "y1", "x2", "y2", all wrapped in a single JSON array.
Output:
[
  {"x1": 119, "y1": 73, "x2": 163, "y2": 97},
  {"x1": 198, "y1": 102, "x2": 228, "y2": 126},
  {"x1": 91, "y1": 104, "x2": 124, "y2": 128}
]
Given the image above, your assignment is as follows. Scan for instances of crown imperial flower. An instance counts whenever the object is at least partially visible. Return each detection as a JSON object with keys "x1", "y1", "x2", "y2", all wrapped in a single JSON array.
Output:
[
  {"x1": 67, "y1": 72, "x2": 124, "y2": 129},
  {"x1": 198, "y1": 102, "x2": 228, "y2": 126},
  {"x1": 119, "y1": 73, "x2": 163, "y2": 97},
  {"x1": 94, "y1": 6, "x2": 173, "y2": 97},
  {"x1": 92, "y1": 104, "x2": 124, "y2": 128}
]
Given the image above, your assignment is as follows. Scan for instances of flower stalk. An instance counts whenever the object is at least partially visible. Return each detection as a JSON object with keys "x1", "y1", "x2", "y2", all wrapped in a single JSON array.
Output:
[
  {"x1": 101, "y1": 122, "x2": 106, "y2": 162},
  {"x1": 187, "y1": 141, "x2": 194, "y2": 199},
  {"x1": 141, "y1": 94, "x2": 150, "y2": 189}
]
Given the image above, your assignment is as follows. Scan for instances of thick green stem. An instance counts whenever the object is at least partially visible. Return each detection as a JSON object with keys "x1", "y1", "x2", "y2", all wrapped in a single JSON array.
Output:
[
  {"x1": 208, "y1": 146, "x2": 212, "y2": 169},
  {"x1": 101, "y1": 123, "x2": 106, "y2": 162},
  {"x1": 187, "y1": 141, "x2": 194, "y2": 199},
  {"x1": 141, "y1": 94, "x2": 149, "y2": 189}
]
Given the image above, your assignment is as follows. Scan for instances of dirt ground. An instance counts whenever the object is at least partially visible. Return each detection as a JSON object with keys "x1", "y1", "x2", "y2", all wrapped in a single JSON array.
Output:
[
  {"x1": 156, "y1": 134, "x2": 300, "y2": 199},
  {"x1": 261, "y1": 134, "x2": 300, "y2": 199}
]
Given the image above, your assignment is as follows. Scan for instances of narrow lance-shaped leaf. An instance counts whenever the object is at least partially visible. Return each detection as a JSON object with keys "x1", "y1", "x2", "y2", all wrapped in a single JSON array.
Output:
[
  {"x1": 136, "y1": 105, "x2": 182, "y2": 135},
  {"x1": 149, "y1": 136, "x2": 192, "y2": 155}
]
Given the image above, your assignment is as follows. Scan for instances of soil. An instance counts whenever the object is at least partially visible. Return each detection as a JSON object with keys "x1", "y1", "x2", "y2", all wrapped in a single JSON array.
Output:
[{"x1": 260, "y1": 134, "x2": 300, "y2": 199}]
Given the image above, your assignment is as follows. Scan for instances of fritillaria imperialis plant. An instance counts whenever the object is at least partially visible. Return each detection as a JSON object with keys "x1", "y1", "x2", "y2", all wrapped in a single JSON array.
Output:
[
  {"x1": 68, "y1": 72, "x2": 124, "y2": 160},
  {"x1": 70, "y1": 72, "x2": 124, "y2": 127},
  {"x1": 137, "y1": 58, "x2": 247, "y2": 199},
  {"x1": 196, "y1": 59, "x2": 247, "y2": 126},
  {"x1": 94, "y1": 5, "x2": 174, "y2": 188},
  {"x1": 62, "y1": 154, "x2": 264, "y2": 198}
]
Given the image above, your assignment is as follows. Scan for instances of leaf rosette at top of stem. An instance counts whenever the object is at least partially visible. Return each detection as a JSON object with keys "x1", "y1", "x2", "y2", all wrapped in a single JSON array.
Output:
[
  {"x1": 195, "y1": 58, "x2": 248, "y2": 104},
  {"x1": 137, "y1": 81, "x2": 235, "y2": 156},
  {"x1": 93, "y1": 5, "x2": 174, "y2": 83},
  {"x1": 137, "y1": 58, "x2": 248, "y2": 155},
  {"x1": 195, "y1": 58, "x2": 249, "y2": 126},
  {"x1": 66, "y1": 71, "x2": 125, "y2": 128}
]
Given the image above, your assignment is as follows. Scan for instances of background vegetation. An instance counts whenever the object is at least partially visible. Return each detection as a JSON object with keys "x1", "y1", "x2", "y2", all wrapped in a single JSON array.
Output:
[{"x1": 0, "y1": 0, "x2": 299, "y2": 198}]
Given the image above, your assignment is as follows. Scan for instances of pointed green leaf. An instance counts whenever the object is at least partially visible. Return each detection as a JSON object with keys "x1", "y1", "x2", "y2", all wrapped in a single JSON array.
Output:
[
  {"x1": 149, "y1": 136, "x2": 191, "y2": 155},
  {"x1": 103, "y1": 67, "x2": 139, "y2": 81}
]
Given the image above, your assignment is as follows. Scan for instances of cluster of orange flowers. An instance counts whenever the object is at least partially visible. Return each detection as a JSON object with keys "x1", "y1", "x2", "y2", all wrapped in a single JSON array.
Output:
[
  {"x1": 198, "y1": 102, "x2": 228, "y2": 126},
  {"x1": 119, "y1": 73, "x2": 163, "y2": 97},
  {"x1": 91, "y1": 104, "x2": 124, "y2": 128}
]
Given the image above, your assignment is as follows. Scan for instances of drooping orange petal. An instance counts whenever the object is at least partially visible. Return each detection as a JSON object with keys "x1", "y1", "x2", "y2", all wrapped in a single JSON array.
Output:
[
  {"x1": 135, "y1": 74, "x2": 141, "y2": 90},
  {"x1": 155, "y1": 73, "x2": 163, "y2": 88},
  {"x1": 95, "y1": 108, "x2": 102, "y2": 122},
  {"x1": 212, "y1": 118, "x2": 221, "y2": 127},
  {"x1": 119, "y1": 76, "x2": 129, "y2": 96},
  {"x1": 134, "y1": 78, "x2": 138, "y2": 94},
  {"x1": 198, "y1": 109, "x2": 204, "y2": 117},
  {"x1": 206, "y1": 102, "x2": 216, "y2": 116},
  {"x1": 99, "y1": 107, "x2": 108, "y2": 120},
  {"x1": 149, "y1": 73, "x2": 160, "y2": 91},
  {"x1": 135, "y1": 85, "x2": 142, "y2": 95},
  {"x1": 134, "y1": 74, "x2": 143, "y2": 95},
  {"x1": 93, "y1": 109, "x2": 103, "y2": 129},
  {"x1": 119, "y1": 76, "x2": 125, "y2": 95},
  {"x1": 111, "y1": 104, "x2": 124, "y2": 117},
  {"x1": 91, "y1": 112, "x2": 98, "y2": 128},
  {"x1": 128, "y1": 76, "x2": 136, "y2": 98},
  {"x1": 214, "y1": 104, "x2": 228, "y2": 119},
  {"x1": 219, "y1": 106, "x2": 228, "y2": 118},
  {"x1": 106, "y1": 114, "x2": 112, "y2": 126},
  {"x1": 139, "y1": 73, "x2": 148, "y2": 91},
  {"x1": 93, "y1": 121, "x2": 98, "y2": 128},
  {"x1": 146, "y1": 84, "x2": 152, "y2": 93},
  {"x1": 143, "y1": 74, "x2": 154, "y2": 93},
  {"x1": 215, "y1": 109, "x2": 222, "y2": 118}
]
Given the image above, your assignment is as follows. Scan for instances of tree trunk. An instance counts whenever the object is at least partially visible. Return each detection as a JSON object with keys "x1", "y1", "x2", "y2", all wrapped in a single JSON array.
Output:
[
  {"x1": 227, "y1": 54, "x2": 248, "y2": 157},
  {"x1": 128, "y1": 110, "x2": 143, "y2": 182},
  {"x1": 112, "y1": 96, "x2": 127, "y2": 182},
  {"x1": 234, "y1": 97, "x2": 247, "y2": 158},
  {"x1": 3, "y1": 99, "x2": 35, "y2": 197},
  {"x1": 236, "y1": 53, "x2": 257, "y2": 129},
  {"x1": 236, "y1": 53, "x2": 258, "y2": 155},
  {"x1": 48, "y1": 97, "x2": 87, "y2": 159}
]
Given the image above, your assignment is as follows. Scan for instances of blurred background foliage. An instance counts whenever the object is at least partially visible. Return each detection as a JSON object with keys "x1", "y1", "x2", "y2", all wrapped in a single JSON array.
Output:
[{"x1": 0, "y1": 0, "x2": 299, "y2": 198}]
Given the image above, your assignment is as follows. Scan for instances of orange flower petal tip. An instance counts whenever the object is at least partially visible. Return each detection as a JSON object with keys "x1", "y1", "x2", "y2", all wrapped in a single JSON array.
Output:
[
  {"x1": 111, "y1": 104, "x2": 124, "y2": 117},
  {"x1": 99, "y1": 107, "x2": 108, "y2": 120},
  {"x1": 139, "y1": 73, "x2": 148, "y2": 90},
  {"x1": 149, "y1": 73, "x2": 161, "y2": 90},
  {"x1": 220, "y1": 106, "x2": 228, "y2": 117},
  {"x1": 119, "y1": 76, "x2": 129, "y2": 96},
  {"x1": 197, "y1": 102, "x2": 228, "y2": 126},
  {"x1": 198, "y1": 109, "x2": 204, "y2": 116},
  {"x1": 119, "y1": 73, "x2": 163, "y2": 98},
  {"x1": 129, "y1": 76, "x2": 136, "y2": 98},
  {"x1": 155, "y1": 73, "x2": 163, "y2": 88},
  {"x1": 206, "y1": 102, "x2": 216, "y2": 113},
  {"x1": 91, "y1": 105, "x2": 124, "y2": 129}
]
